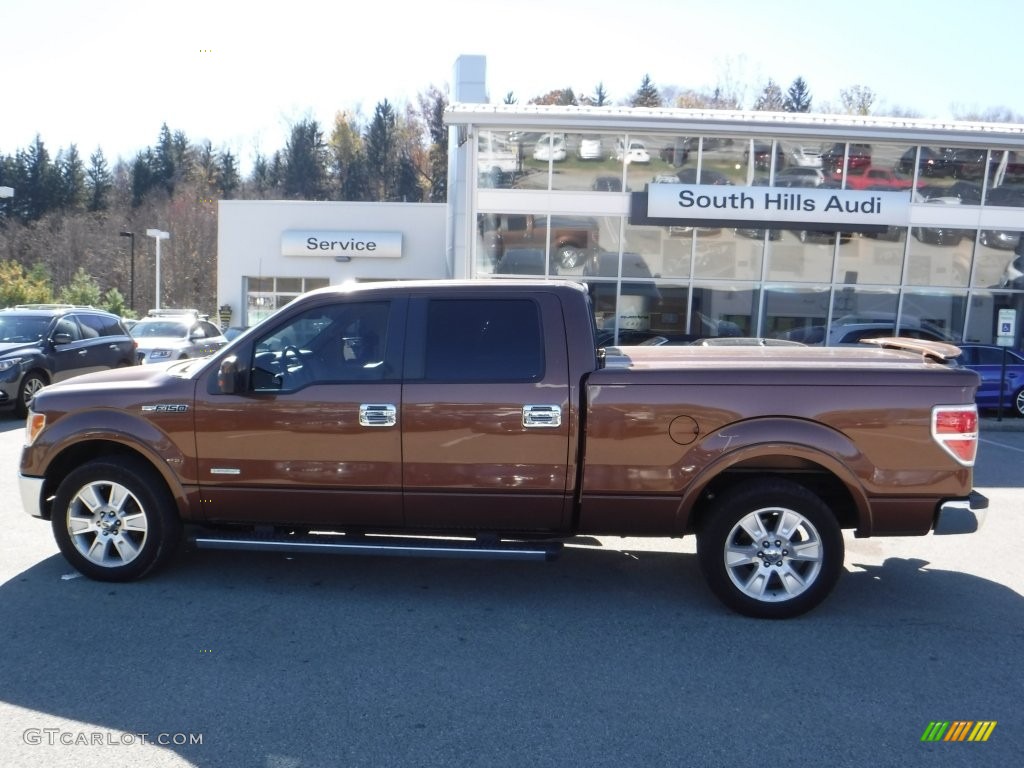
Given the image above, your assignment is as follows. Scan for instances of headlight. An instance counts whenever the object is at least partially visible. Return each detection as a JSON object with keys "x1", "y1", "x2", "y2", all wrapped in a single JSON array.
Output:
[
  {"x1": 150, "y1": 350, "x2": 172, "y2": 359},
  {"x1": 0, "y1": 357, "x2": 23, "y2": 372}
]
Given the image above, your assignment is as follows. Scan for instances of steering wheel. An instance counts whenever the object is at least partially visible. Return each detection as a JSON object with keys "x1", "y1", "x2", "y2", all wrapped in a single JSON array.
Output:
[{"x1": 282, "y1": 345, "x2": 303, "y2": 368}]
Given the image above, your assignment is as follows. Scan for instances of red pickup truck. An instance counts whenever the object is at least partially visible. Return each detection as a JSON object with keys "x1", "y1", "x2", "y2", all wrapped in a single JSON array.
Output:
[{"x1": 18, "y1": 280, "x2": 987, "y2": 618}]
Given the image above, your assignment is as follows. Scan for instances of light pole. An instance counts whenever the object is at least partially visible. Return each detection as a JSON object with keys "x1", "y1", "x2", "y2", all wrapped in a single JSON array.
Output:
[
  {"x1": 119, "y1": 231, "x2": 135, "y2": 312},
  {"x1": 145, "y1": 228, "x2": 169, "y2": 310}
]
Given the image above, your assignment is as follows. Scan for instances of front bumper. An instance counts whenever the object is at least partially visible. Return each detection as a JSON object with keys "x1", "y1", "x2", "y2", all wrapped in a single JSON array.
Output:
[
  {"x1": 19, "y1": 473, "x2": 46, "y2": 519},
  {"x1": 934, "y1": 491, "x2": 988, "y2": 535}
]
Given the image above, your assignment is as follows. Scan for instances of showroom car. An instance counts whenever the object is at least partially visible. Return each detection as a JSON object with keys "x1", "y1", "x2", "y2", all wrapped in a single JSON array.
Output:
[
  {"x1": 957, "y1": 343, "x2": 1024, "y2": 417},
  {"x1": 0, "y1": 304, "x2": 137, "y2": 418},
  {"x1": 130, "y1": 310, "x2": 228, "y2": 364}
]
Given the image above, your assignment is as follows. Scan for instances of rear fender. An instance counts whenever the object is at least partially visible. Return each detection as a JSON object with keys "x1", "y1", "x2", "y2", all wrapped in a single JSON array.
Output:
[{"x1": 677, "y1": 417, "x2": 872, "y2": 533}]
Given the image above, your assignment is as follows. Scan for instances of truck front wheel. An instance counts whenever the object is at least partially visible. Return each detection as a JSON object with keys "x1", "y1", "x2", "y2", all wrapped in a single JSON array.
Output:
[
  {"x1": 51, "y1": 457, "x2": 182, "y2": 582},
  {"x1": 697, "y1": 479, "x2": 844, "y2": 619}
]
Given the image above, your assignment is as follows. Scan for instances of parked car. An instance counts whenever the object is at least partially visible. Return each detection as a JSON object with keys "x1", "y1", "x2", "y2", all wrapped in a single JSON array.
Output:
[
  {"x1": 820, "y1": 143, "x2": 872, "y2": 175},
  {"x1": 0, "y1": 304, "x2": 137, "y2": 418},
  {"x1": 911, "y1": 196, "x2": 965, "y2": 246},
  {"x1": 957, "y1": 344, "x2": 1024, "y2": 417},
  {"x1": 774, "y1": 167, "x2": 825, "y2": 187},
  {"x1": 789, "y1": 145, "x2": 823, "y2": 168},
  {"x1": 843, "y1": 165, "x2": 919, "y2": 190},
  {"x1": 997, "y1": 251, "x2": 1024, "y2": 289},
  {"x1": 494, "y1": 248, "x2": 553, "y2": 276},
  {"x1": 676, "y1": 168, "x2": 731, "y2": 185},
  {"x1": 591, "y1": 175, "x2": 624, "y2": 192},
  {"x1": 743, "y1": 142, "x2": 785, "y2": 171},
  {"x1": 781, "y1": 321, "x2": 953, "y2": 347},
  {"x1": 130, "y1": 309, "x2": 228, "y2": 364},
  {"x1": 615, "y1": 140, "x2": 651, "y2": 164},
  {"x1": 532, "y1": 133, "x2": 566, "y2": 162},
  {"x1": 576, "y1": 137, "x2": 602, "y2": 160},
  {"x1": 898, "y1": 147, "x2": 948, "y2": 177}
]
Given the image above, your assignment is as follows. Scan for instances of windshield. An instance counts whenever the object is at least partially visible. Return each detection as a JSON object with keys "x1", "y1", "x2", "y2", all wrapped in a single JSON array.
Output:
[
  {"x1": 131, "y1": 321, "x2": 189, "y2": 338},
  {"x1": 0, "y1": 315, "x2": 50, "y2": 343}
]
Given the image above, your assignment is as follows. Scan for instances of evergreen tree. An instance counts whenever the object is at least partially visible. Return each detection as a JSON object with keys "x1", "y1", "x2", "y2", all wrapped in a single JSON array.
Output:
[
  {"x1": 218, "y1": 150, "x2": 240, "y2": 198},
  {"x1": 630, "y1": 75, "x2": 662, "y2": 108},
  {"x1": 283, "y1": 119, "x2": 328, "y2": 200},
  {"x1": 503, "y1": 91, "x2": 517, "y2": 105},
  {"x1": 784, "y1": 77, "x2": 812, "y2": 112},
  {"x1": 57, "y1": 266, "x2": 102, "y2": 306},
  {"x1": 155, "y1": 123, "x2": 177, "y2": 193},
  {"x1": 753, "y1": 79, "x2": 786, "y2": 112},
  {"x1": 131, "y1": 149, "x2": 157, "y2": 207},
  {"x1": 20, "y1": 135, "x2": 59, "y2": 221},
  {"x1": 57, "y1": 144, "x2": 87, "y2": 211},
  {"x1": 365, "y1": 101, "x2": 398, "y2": 201},
  {"x1": 86, "y1": 148, "x2": 112, "y2": 212}
]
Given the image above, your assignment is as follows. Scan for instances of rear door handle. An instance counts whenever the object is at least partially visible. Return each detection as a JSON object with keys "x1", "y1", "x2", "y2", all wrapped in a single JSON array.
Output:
[
  {"x1": 522, "y1": 404, "x2": 561, "y2": 428},
  {"x1": 359, "y1": 403, "x2": 397, "y2": 427}
]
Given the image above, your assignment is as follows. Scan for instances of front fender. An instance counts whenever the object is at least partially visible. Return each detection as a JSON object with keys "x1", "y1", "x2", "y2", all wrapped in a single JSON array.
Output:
[
  {"x1": 677, "y1": 417, "x2": 873, "y2": 533},
  {"x1": 21, "y1": 407, "x2": 194, "y2": 519}
]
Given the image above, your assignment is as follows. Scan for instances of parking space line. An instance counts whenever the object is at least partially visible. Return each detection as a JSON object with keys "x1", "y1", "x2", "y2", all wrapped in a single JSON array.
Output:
[{"x1": 980, "y1": 437, "x2": 1024, "y2": 454}]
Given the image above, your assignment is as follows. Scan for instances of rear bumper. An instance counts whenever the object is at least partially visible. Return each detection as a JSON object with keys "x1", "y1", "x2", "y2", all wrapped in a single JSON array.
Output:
[{"x1": 934, "y1": 491, "x2": 988, "y2": 535}]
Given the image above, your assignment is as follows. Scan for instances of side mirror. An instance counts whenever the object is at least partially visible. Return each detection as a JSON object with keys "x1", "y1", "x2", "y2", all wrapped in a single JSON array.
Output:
[
  {"x1": 53, "y1": 333, "x2": 73, "y2": 345},
  {"x1": 217, "y1": 354, "x2": 242, "y2": 394}
]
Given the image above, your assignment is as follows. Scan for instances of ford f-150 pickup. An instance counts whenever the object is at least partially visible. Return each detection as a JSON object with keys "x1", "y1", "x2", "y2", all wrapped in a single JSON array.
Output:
[{"x1": 19, "y1": 279, "x2": 987, "y2": 618}]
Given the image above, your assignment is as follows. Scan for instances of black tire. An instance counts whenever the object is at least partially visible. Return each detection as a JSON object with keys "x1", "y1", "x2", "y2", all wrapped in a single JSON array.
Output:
[
  {"x1": 697, "y1": 478, "x2": 844, "y2": 619},
  {"x1": 51, "y1": 457, "x2": 182, "y2": 581},
  {"x1": 1013, "y1": 387, "x2": 1024, "y2": 418},
  {"x1": 15, "y1": 372, "x2": 47, "y2": 419}
]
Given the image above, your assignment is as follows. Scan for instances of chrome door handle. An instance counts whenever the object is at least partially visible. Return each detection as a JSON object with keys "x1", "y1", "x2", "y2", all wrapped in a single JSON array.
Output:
[
  {"x1": 359, "y1": 403, "x2": 397, "y2": 427},
  {"x1": 522, "y1": 404, "x2": 561, "y2": 428}
]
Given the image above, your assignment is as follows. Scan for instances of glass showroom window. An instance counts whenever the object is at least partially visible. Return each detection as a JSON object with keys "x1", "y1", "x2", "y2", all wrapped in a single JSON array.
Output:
[
  {"x1": 547, "y1": 132, "x2": 626, "y2": 193},
  {"x1": 244, "y1": 276, "x2": 328, "y2": 326},
  {"x1": 477, "y1": 128, "x2": 525, "y2": 190},
  {"x1": 905, "y1": 226, "x2": 975, "y2": 288},
  {"x1": 761, "y1": 286, "x2": 830, "y2": 343},
  {"x1": 476, "y1": 212, "x2": 604, "y2": 278},
  {"x1": 964, "y1": 291, "x2": 1024, "y2": 346},
  {"x1": 900, "y1": 290, "x2": 967, "y2": 343}
]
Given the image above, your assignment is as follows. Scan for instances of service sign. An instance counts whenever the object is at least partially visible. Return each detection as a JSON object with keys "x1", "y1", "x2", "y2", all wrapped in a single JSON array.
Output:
[
  {"x1": 282, "y1": 230, "x2": 403, "y2": 259},
  {"x1": 640, "y1": 183, "x2": 911, "y2": 231}
]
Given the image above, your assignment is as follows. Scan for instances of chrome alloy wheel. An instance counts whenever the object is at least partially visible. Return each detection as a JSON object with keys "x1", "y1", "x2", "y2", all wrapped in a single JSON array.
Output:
[
  {"x1": 65, "y1": 480, "x2": 150, "y2": 567},
  {"x1": 722, "y1": 507, "x2": 824, "y2": 602}
]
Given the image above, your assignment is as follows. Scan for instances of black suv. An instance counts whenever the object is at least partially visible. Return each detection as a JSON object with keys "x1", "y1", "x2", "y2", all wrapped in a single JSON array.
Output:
[{"x1": 0, "y1": 304, "x2": 137, "y2": 417}]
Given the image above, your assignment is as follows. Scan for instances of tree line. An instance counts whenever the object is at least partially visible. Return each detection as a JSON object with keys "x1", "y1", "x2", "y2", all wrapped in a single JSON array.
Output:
[
  {"x1": 0, "y1": 88, "x2": 449, "y2": 316},
  {"x1": 1, "y1": 71, "x2": 1019, "y2": 317}
]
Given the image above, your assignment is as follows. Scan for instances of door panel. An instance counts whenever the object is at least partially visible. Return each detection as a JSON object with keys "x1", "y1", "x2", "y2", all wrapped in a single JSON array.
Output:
[
  {"x1": 401, "y1": 293, "x2": 572, "y2": 532},
  {"x1": 193, "y1": 297, "x2": 405, "y2": 528}
]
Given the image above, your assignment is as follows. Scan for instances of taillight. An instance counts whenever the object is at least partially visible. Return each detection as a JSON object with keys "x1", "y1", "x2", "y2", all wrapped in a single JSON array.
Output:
[{"x1": 931, "y1": 405, "x2": 978, "y2": 466}]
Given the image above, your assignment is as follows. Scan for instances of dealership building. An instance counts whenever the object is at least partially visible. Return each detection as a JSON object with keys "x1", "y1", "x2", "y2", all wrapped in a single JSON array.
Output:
[{"x1": 217, "y1": 55, "x2": 1024, "y2": 347}]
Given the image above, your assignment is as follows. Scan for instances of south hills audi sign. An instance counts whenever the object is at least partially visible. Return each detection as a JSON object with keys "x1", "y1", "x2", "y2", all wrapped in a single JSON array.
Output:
[{"x1": 633, "y1": 183, "x2": 911, "y2": 233}]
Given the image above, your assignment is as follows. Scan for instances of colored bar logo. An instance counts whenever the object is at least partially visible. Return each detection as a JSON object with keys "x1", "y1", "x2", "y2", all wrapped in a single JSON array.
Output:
[{"x1": 921, "y1": 721, "x2": 997, "y2": 742}]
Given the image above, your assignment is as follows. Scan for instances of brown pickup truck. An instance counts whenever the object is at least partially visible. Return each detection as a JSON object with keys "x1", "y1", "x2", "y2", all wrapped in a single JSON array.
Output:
[
  {"x1": 19, "y1": 279, "x2": 987, "y2": 618},
  {"x1": 480, "y1": 214, "x2": 598, "y2": 271}
]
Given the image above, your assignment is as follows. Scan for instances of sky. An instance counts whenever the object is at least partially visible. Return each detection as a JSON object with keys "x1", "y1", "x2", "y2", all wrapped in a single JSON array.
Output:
[{"x1": 3, "y1": 0, "x2": 1023, "y2": 176}]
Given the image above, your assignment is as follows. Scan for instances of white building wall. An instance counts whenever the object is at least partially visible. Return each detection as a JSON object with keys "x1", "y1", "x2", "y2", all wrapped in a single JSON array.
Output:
[{"x1": 216, "y1": 199, "x2": 446, "y2": 327}]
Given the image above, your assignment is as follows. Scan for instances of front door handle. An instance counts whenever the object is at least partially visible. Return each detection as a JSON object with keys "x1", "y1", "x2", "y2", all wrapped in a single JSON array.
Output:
[{"x1": 359, "y1": 403, "x2": 397, "y2": 427}]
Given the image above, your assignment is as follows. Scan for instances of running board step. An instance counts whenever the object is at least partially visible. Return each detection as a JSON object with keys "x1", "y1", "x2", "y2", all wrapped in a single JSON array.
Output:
[{"x1": 192, "y1": 532, "x2": 563, "y2": 562}]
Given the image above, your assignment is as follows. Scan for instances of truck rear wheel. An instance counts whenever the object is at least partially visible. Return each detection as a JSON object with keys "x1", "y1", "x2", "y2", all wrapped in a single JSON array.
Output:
[
  {"x1": 51, "y1": 457, "x2": 182, "y2": 582},
  {"x1": 697, "y1": 479, "x2": 844, "y2": 619}
]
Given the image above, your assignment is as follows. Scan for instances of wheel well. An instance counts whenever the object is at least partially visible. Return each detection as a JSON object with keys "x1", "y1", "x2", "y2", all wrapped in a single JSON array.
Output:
[
  {"x1": 688, "y1": 461, "x2": 858, "y2": 534},
  {"x1": 22, "y1": 368, "x2": 51, "y2": 386},
  {"x1": 38, "y1": 440, "x2": 167, "y2": 521}
]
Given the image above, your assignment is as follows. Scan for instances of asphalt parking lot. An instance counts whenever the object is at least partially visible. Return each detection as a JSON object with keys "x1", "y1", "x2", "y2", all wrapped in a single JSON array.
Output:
[{"x1": 0, "y1": 418, "x2": 1021, "y2": 768}]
